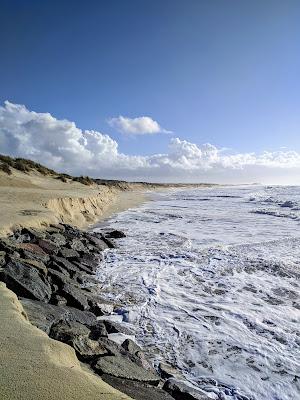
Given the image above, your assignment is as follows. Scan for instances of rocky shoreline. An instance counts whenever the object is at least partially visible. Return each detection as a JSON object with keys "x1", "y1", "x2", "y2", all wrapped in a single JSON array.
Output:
[{"x1": 0, "y1": 223, "x2": 210, "y2": 400}]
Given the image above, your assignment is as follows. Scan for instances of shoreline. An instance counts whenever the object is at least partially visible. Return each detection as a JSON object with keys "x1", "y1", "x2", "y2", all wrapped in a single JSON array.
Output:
[{"x1": 0, "y1": 168, "x2": 213, "y2": 399}]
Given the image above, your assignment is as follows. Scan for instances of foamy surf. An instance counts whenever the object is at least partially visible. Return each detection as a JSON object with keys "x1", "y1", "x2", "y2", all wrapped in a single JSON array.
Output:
[{"x1": 94, "y1": 186, "x2": 300, "y2": 400}]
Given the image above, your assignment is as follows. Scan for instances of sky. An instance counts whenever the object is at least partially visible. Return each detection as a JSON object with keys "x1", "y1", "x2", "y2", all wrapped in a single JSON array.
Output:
[{"x1": 1, "y1": 0, "x2": 300, "y2": 183}]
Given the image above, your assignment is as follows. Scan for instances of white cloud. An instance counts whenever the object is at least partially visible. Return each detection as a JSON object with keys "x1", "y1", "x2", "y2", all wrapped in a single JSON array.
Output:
[
  {"x1": 108, "y1": 115, "x2": 171, "y2": 135},
  {"x1": 1, "y1": 101, "x2": 300, "y2": 184}
]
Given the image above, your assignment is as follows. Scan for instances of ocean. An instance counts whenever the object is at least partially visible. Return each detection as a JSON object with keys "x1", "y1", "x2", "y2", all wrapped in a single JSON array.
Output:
[{"x1": 94, "y1": 185, "x2": 300, "y2": 400}]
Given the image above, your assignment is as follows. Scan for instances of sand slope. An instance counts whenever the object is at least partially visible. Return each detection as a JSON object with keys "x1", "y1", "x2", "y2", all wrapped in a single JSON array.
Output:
[
  {"x1": 0, "y1": 283, "x2": 132, "y2": 400},
  {"x1": 0, "y1": 169, "x2": 129, "y2": 236}
]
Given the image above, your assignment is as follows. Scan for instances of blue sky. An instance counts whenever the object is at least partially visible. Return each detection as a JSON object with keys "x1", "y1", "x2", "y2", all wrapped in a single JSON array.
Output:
[{"x1": 1, "y1": 0, "x2": 300, "y2": 183}]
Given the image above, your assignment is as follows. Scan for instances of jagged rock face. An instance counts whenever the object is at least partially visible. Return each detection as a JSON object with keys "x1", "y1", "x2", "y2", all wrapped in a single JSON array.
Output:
[
  {"x1": 0, "y1": 259, "x2": 52, "y2": 302},
  {"x1": 163, "y1": 379, "x2": 211, "y2": 400}
]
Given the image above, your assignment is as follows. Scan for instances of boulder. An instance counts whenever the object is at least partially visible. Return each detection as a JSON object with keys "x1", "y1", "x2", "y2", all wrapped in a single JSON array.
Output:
[
  {"x1": 105, "y1": 230, "x2": 126, "y2": 239},
  {"x1": 86, "y1": 234, "x2": 109, "y2": 251},
  {"x1": 47, "y1": 233, "x2": 67, "y2": 246},
  {"x1": 93, "y1": 354, "x2": 160, "y2": 385},
  {"x1": 89, "y1": 321, "x2": 108, "y2": 339},
  {"x1": 158, "y1": 363, "x2": 181, "y2": 380},
  {"x1": 0, "y1": 259, "x2": 52, "y2": 302},
  {"x1": 18, "y1": 258, "x2": 47, "y2": 275},
  {"x1": 0, "y1": 237, "x2": 19, "y2": 253},
  {"x1": 163, "y1": 379, "x2": 211, "y2": 400},
  {"x1": 50, "y1": 255, "x2": 80, "y2": 277},
  {"x1": 50, "y1": 320, "x2": 108, "y2": 360},
  {"x1": 38, "y1": 239, "x2": 60, "y2": 255},
  {"x1": 60, "y1": 282, "x2": 89, "y2": 310},
  {"x1": 104, "y1": 320, "x2": 135, "y2": 335},
  {"x1": 18, "y1": 242, "x2": 50, "y2": 263},
  {"x1": 59, "y1": 247, "x2": 80, "y2": 259},
  {"x1": 88, "y1": 298, "x2": 114, "y2": 316},
  {"x1": 20, "y1": 227, "x2": 47, "y2": 241},
  {"x1": 101, "y1": 375, "x2": 174, "y2": 400},
  {"x1": 121, "y1": 338, "x2": 142, "y2": 355},
  {"x1": 69, "y1": 238, "x2": 86, "y2": 252},
  {"x1": 21, "y1": 298, "x2": 97, "y2": 334}
]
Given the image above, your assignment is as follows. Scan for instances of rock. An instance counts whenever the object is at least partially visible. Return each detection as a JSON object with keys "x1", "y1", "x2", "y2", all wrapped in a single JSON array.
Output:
[
  {"x1": 158, "y1": 363, "x2": 181, "y2": 380},
  {"x1": 79, "y1": 253, "x2": 99, "y2": 269},
  {"x1": 20, "y1": 227, "x2": 47, "y2": 241},
  {"x1": 49, "y1": 223, "x2": 66, "y2": 232},
  {"x1": 0, "y1": 237, "x2": 19, "y2": 253},
  {"x1": 48, "y1": 268, "x2": 70, "y2": 287},
  {"x1": 86, "y1": 235, "x2": 109, "y2": 251},
  {"x1": 50, "y1": 320, "x2": 108, "y2": 360},
  {"x1": 93, "y1": 354, "x2": 160, "y2": 385},
  {"x1": 60, "y1": 282, "x2": 89, "y2": 310},
  {"x1": 89, "y1": 321, "x2": 108, "y2": 339},
  {"x1": 37, "y1": 239, "x2": 60, "y2": 255},
  {"x1": 163, "y1": 379, "x2": 211, "y2": 400},
  {"x1": 18, "y1": 258, "x2": 47, "y2": 275},
  {"x1": 105, "y1": 230, "x2": 126, "y2": 239},
  {"x1": 50, "y1": 255, "x2": 79, "y2": 277},
  {"x1": 88, "y1": 298, "x2": 114, "y2": 316},
  {"x1": 21, "y1": 298, "x2": 97, "y2": 334},
  {"x1": 72, "y1": 261, "x2": 94, "y2": 275},
  {"x1": 0, "y1": 259, "x2": 52, "y2": 302},
  {"x1": 59, "y1": 247, "x2": 80, "y2": 259},
  {"x1": 102, "y1": 375, "x2": 174, "y2": 400},
  {"x1": 51, "y1": 294, "x2": 67, "y2": 306},
  {"x1": 97, "y1": 337, "x2": 126, "y2": 356},
  {"x1": 18, "y1": 242, "x2": 50, "y2": 263},
  {"x1": 47, "y1": 233, "x2": 67, "y2": 246},
  {"x1": 0, "y1": 251, "x2": 6, "y2": 266},
  {"x1": 104, "y1": 320, "x2": 135, "y2": 335},
  {"x1": 69, "y1": 238, "x2": 86, "y2": 252},
  {"x1": 121, "y1": 338, "x2": 142, "y2": 355}
]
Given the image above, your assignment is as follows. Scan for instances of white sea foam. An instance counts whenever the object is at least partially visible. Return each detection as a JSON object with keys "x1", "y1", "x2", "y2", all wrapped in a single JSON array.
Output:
[{"x1": 94, "y1": 185, "x2": 300, "y2": 400}]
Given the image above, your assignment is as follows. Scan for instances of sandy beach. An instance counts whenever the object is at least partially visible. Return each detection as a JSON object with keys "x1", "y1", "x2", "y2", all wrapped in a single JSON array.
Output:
[{"x1": 0, "y1": 168, "x2": 148, "y2": 237}]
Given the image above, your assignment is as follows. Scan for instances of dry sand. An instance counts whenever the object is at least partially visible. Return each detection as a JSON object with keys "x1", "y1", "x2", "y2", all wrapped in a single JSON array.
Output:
[
  {"x1": 0, "y1": 169, "x2": 148, "y2": 236},
  {"x1": 0, "y1": 283, "x2": 132, "y2": 400}
]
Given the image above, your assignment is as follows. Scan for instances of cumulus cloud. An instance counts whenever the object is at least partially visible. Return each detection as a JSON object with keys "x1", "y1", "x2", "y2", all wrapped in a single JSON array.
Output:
[
  {"x1": 1, "y1": 101, "x2": 300, "y2": 184},
  {"x1": 108, "y1": 115, "x2": 171, "y2": 135}
]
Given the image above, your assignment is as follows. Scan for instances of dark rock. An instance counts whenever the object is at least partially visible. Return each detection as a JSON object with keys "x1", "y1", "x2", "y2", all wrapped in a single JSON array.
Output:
[
  {"x1": 72, "y1": 261, "x2": 94, "y2": 275},
  {"x1": 20, "y1": 298, "x2": 97, "y2": 334},
  {"x1": 38, "y1": 239, "x2": 60, "y2": 255},
  {"x1": 0, "y1": 237, "x2": 19, "y2": 253},
  {"x1": 121, "y1": 338, "x2": 142, "y2": 355},
  {"x1": 59, "y1": 247, "x2": 80, "y2": 259},
  {"x1": 79, "y1": 253, "x2": 99, "y2": 269},
  {"x1": 86, "y1": 234, "x2": 109, "y2": 251},
  {"x1": 0, "y1": 251, "x2": 6, "y2": 266},
  {"x1": 20, "y1": 227, "x2": 47, "y2": 241},
  {"x1": 50, "y1": 320, "x2": 108, "y2": 360},
  {"x1": 60, "y1": 282, "x2": 89, "y2": 310},
  {"x1": 18, "y1": 242, "x2": 50, "y2": 263},
  {"x1": 89, "y1": 321, "x2": 108, "y2": 339},
  {"x1": 97, "y1": 337, "x2": 126, "y2": 356},
  {"x1": 88, "y1": 298, "x2": 114, "y2": 316},
  {"x1": 163, "y1": 378, "x2": 211, "y2": 400},
  {"x1": 102, "y1": 375, "x2": 174, "y2": 400},
  {"x1": 0, "y1": 259, "x2": 52, "y2": 302},
  {"x1": 50, "y1": 255, "x2": 79, "y2": 277},
  {"x1": 69, "y1": 238, "x2": 86, "y2": 252},
  {"x1": 105, "y1": 230, "x2": 126, "y2": 239},
  {"x1": 48, "y1": 268, "x2": 70, "y2": 287},
  {"x1": 18, "y1": 258, "x2": 47, "y2": 275},
  {"x1": 104, "y1": 320, "x2": 135, "y2": 335},
  {"x1": 51, "y1": 294, "x2": 67, "y2": 306},
  {"x1": 158, "y1": 363, "x2": 181, "y2": 380},
  {"x1": 47, "y1": 233, "x2": 67, "y2": 246},
  {"x1": 93, "y1": 354, "x2": 160, "y2": 385}
]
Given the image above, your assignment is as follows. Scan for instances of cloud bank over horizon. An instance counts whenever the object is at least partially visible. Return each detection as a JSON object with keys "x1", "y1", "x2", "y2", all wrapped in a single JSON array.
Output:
[{"x1": 0, "y1": 101, "x2": 299, "y2": 184}]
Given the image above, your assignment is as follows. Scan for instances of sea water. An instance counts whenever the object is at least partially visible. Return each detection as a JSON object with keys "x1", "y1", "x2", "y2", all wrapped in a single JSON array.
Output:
[{"x1": 94, "y1": 186, "x2": 300, "y2": 400}]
